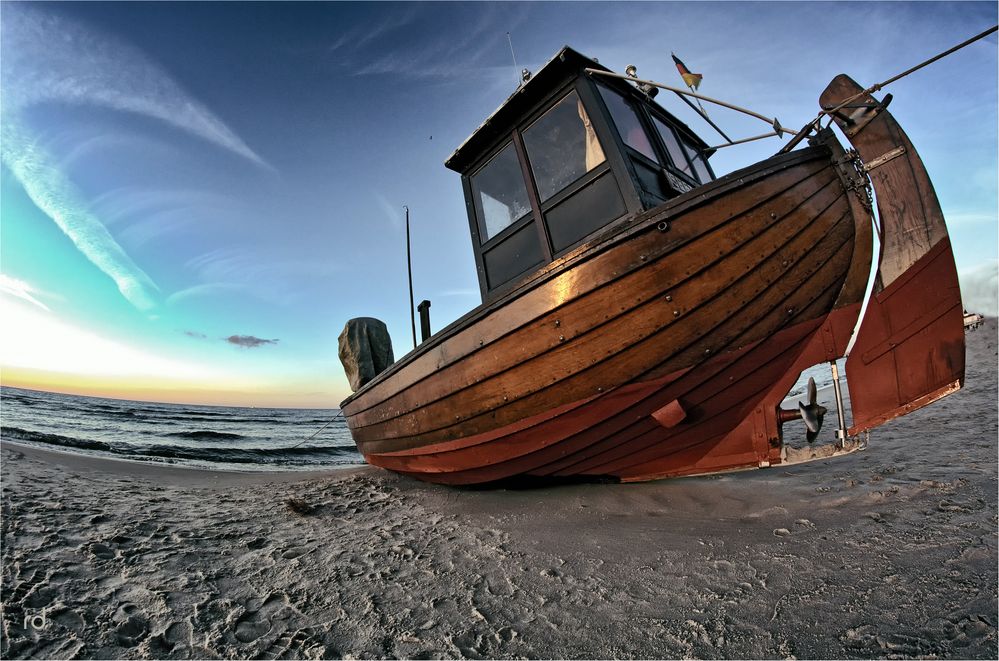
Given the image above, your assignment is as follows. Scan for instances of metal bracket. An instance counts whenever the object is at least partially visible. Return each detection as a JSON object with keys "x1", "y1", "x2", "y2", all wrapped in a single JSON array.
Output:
[
  {"x1": 861, "y1": 146, "x2": 907, "y2": 172},
  {"x1": 834, "y1": 149, "x2": 875, "y2": 214}
]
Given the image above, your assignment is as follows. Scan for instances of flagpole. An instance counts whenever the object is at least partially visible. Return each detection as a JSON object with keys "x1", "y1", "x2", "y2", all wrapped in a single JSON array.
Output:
[
  {"x1": 670, "y1": 91, "x2": 733, "y2": 144},
  {"x1": 690, "y1": 90, "x2": 710, "y2": 117},
  {"x1": 405, "y1": 205, "x2": 417, "y2": 350}
]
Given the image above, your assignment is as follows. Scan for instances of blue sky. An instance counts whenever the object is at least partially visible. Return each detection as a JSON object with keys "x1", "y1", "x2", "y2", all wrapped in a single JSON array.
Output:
[{"x1": 1, "y1": 1, "x2": 996, "y2": 407}]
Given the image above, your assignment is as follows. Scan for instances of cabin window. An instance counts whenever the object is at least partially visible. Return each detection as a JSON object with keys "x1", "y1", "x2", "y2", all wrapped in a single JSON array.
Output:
[
  {"x1": 522, "y1": 90, "x2": 606, "y2": 202},
  {"x1": 596, "y1": 84, "x2": 659, "y2": 163},
  {"x1": 651, "y1": 116, "x2": 697, "y2": 181},
  {"x1": 682, "y1": 141, "x2": 713, "y2": 183},
  {"x1": 470, "y1": 142, "x2": 532, "y2": 240}
]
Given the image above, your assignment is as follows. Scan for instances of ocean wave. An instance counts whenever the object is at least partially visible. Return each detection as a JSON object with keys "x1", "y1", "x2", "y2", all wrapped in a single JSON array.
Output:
[
  {"x1": 2, "y1": 426, "x2": 359, "y2": 466},
  {"x1": 149, "y1": 414, "x2": 284, "y2": 424},
  {"x1": 129, "y1": 444, "x2": 359, "y2": 465},
  {"x1": 162, "y1": 430, "x2": 246, "y2": 441},
  {"x1": 1, "y1": 427, "x2": 115, "y2": 453},
  {"x1": 1, "y1": 394, "x2": 38, "y2": 406}
]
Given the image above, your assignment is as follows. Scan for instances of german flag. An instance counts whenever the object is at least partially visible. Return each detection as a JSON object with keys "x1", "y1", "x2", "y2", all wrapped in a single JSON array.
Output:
[{"x1": 671, "y1": 52, "x2": 703, "y2": 91}]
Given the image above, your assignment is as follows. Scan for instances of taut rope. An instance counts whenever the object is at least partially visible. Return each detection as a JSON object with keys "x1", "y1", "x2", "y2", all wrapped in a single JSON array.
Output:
[
  {"x1": 780, "y1": 24, "x2": 998, "y2": 153},
  {"x1": 289, "y1": 409, "x2": 345, "y2": 450}
]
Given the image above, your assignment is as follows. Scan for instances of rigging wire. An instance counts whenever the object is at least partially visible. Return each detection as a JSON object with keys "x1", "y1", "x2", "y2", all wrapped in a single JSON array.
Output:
[
  {"x1": 586, "y1": 24, "x2": 997, "y2": 154},
  {"x1": 507, "y1": 32, "x2": 521, "y2": 87},
  {"x1": 780, "y1": 24, "x2": 998, "y2": 153}
]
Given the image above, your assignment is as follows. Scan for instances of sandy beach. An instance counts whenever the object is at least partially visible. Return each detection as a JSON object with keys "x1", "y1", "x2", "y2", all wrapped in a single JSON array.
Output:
[{"x1": 2, "y1": 321, "x2": 996, "y2": 660}]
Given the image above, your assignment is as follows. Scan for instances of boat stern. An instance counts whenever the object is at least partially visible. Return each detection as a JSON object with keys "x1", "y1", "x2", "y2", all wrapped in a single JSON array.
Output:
[{"x1": 819, "y1": 74, "x2": 966, "y2": 434}]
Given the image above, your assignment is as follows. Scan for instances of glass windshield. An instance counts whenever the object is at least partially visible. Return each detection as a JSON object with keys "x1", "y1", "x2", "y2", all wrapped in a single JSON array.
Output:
[
  {"x1": 471, "y1": 142, "x2": 532, "y2": 240},
  {"x1": 651, "y1": 116, "x2": 695, "y2": 179},
  {"x1": 597, "y1": 84, "x2": 659, "y2": 163},
  {"x1": 682, "y1": 141, "x2": 712, "y2": 183},
  {"x1": 523, "y1": 90, "x2": 606, "y2": 202}
]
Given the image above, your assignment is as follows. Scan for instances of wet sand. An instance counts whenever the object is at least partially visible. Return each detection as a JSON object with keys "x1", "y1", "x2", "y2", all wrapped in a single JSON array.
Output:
[{"x1": 2, "y1": 320, "x2": 996, "y2": 659}]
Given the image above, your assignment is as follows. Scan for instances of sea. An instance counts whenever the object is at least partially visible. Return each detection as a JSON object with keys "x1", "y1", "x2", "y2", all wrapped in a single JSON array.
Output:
[{"x1": 0, "y1": 386, "x2": 363, "y2": 471}]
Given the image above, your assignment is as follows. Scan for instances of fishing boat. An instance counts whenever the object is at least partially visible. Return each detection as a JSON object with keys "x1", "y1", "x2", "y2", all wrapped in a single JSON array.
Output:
[{"x1": 337, "y1": 45, "x2": 968, "y2": 485}]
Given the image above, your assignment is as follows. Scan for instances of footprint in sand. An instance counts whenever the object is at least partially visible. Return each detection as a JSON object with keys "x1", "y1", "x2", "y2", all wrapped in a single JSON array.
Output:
[
  {"x1": 113, "y1": 603, "x2": 149, "y2": 647},
  {"x1": 234, "y1": 594, "x2": 287, "y2": 643},
  {"x1": 150, "y1": 621, "x2": 190, "y2": 653},
  {"x1": 86, "y1": 542, "x2": 115, "y2": 560},
  {"x1": 257, "y1": 626, "x2": 328, "y2": 660},
  {"x1": 246, "y1": 537, "x2": 268, "y2": 550}
]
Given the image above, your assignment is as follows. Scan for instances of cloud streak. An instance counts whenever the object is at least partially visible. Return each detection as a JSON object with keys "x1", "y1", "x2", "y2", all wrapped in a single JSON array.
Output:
[
  {"x1": 1, "y1": 124, "x2": 160, "y2": 310},
  {"x1": 180, "y1": 248, "x2": 341, "y2": 306},
  {"x1": 0, "y1": 4, "x2": 271, "y2": 311},
  {"x1": 344, "y1": 4, "x2": 530, "y2": 81},
  {"x1": 0, "y1": 274, "x2": 52, "y2": 312},
  {"x1": 328, "y1": 5, "x2": 419, "y2": 56},
  {"x1": 226, "y1": 335, "x2": 279, "y2": 349},
  {"x1": 1, "y1": 4, "x2": 268, "y2": 167},
  {"x1": 167, "y1": 283, "x2": 247, "y2": 307}
]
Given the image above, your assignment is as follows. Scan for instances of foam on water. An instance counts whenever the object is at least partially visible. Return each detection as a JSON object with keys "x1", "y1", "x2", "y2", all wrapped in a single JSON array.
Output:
[{"x1": 0, "y1": 386, "x2": 363, "y2": 471}]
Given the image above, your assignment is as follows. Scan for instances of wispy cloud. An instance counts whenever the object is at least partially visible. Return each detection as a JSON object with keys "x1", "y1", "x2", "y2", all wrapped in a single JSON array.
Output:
[
  {"x1": 183, "y1": 330, "x2": 208, "y2": 340},
  {"x1": 343, "y1": 4, "x2": 530, "y2": 80},
  {"x1": 1, "y1": 4, "x2": 268, "y2": 167},
  {"x1": 115, "y1": 209, "x2": 198, "y2": 249},
  {"x1": 167, "y1": 283, "x2": 247, "y2": 307},
  {"x1": 328, "y1": 5, "x2": 419, "y2": 56},
  {"x1": 0, "y1": 274, "x2": 53, "y2": 312},
  {"x1": 180, "y1": 248, "x2": 341, "y2": 306},
  {"x1": 226, "y1": 335, "x2": 279, "y2": 349},
  {"x1": 375, "y1": 193, "x2": 404, "y2": 231},
  {"x1": 1, "y1": 124, "x2": 160, "y2": 310},
  {"x1": 88, "y1": 187, "x2": 235, "y2": 228},
  {"x1": 0, "y1": 4, "x2": 271, "y2": 311}
]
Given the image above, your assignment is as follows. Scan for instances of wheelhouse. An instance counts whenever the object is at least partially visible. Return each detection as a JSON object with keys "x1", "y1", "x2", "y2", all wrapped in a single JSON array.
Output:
[{"x1": 446, "y1": 46, "x2": 716, "y2": 301}]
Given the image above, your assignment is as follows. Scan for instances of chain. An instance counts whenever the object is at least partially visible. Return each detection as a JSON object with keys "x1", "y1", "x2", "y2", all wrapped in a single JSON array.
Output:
[{"x1": 840, "y1": 149, "x2": 875, "y2": 215}]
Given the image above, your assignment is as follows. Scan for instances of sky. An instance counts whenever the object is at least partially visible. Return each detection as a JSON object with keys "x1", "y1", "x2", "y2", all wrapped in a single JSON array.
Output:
[{"x1": 1, "y1": 1, "x2": 996, "y2": 408}]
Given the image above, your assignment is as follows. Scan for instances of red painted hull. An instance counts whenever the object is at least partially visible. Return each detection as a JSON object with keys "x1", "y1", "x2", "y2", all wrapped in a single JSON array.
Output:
[{"x1": 369, "y1": 306, "x2": 861, "y2": 485}]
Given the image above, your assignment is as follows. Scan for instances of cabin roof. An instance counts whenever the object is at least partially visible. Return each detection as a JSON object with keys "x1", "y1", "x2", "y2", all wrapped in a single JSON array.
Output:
[{"x1": 445, "y1": 45, "x2": 709, "y2": 174}]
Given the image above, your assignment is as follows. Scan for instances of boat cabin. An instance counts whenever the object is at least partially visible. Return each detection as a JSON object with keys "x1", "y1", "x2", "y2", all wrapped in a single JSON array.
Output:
[{"x1": 446, "y1": 46, "x2": 716, "y2": 301}]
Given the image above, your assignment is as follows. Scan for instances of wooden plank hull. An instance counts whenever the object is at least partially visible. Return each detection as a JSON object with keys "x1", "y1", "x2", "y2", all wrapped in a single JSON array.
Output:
[{"x1": 342, "y1": 136, "x2": 874, "y2": 484}]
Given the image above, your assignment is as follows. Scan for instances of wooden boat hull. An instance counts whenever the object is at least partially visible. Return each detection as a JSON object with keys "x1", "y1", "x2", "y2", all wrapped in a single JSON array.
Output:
[
  {"x1": 340, "y1": 74, "x2": 964, "y2": 485},
  {"x1": 343, "y1": 135, "x2": 873, "y2": 483}
]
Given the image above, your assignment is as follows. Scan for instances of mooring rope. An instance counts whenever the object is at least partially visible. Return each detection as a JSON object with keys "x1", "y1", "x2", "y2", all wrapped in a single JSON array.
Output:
[{"x1": 289, "y1": 409, "x2": 345, "y2": 450}]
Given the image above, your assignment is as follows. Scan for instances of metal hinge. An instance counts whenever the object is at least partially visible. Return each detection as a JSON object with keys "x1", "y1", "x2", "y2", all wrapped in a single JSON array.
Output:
[{"x1": 862, "y1": 146, "x2": 907, "y2": 172}]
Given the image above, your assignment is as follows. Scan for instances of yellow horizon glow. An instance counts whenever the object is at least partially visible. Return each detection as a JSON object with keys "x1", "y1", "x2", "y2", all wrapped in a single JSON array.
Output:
[
  {"x1": 0, "y1": 297, "x2": 346, "y2": 409},
  {"x1": 1, "y1": 367, "x2": 339, "y2": 408}
]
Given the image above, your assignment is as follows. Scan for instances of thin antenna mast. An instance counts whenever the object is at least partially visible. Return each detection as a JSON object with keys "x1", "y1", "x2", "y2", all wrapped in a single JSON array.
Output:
[
  {"x1": 506, "y1": 32, "x2": 520, "y2": 86},
  {"x1": 405, "y1": 205, "x2": 416, "y2": 350}
]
